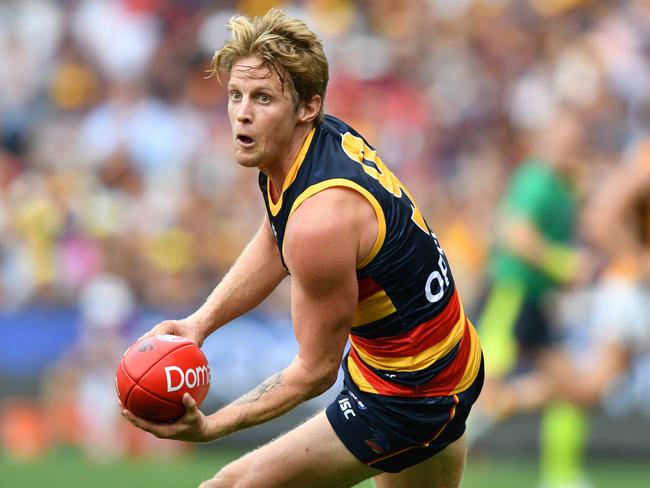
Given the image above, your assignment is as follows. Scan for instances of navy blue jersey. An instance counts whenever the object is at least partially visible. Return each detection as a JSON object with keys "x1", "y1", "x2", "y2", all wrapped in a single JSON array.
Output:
[{"x1": 259, "y1": 115, "x2": 481, "y2": 397}]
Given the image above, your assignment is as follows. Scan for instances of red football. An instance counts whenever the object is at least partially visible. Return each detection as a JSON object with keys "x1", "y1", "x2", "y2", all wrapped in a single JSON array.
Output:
[{"x1": 115, "y1": 334, "x2": 211, "y2": 422}]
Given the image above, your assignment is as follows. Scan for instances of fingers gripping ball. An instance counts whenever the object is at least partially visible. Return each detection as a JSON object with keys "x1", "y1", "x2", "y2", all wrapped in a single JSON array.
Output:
[{"x1": 116, "y1": 335, "x2": 211, "y2": 422}]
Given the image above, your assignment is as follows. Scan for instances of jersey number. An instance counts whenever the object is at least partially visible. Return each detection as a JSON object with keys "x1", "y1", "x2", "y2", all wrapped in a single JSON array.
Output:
[{"x1": 341, "y1": 132, "x2": 429, "y2": 234}]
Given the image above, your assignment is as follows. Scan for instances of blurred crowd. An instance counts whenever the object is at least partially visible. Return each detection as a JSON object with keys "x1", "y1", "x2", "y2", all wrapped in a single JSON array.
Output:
[
  {"x1": 2, "y1": 0, "x2": 650, "y2": 467},
  {"x1": 2, "y1": 0, "x2": 649, "y2": 316}
]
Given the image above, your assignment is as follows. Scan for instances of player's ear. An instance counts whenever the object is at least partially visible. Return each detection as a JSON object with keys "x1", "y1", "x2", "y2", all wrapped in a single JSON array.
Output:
[{"x1": 297, "y1": 94, "x2": 321, "y2": 123}]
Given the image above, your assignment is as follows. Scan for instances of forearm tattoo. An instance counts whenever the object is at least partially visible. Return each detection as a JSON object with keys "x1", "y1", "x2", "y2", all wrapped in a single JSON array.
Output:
[{"x1": 235, "y1": 372, "x2": 284, "y2": 405}]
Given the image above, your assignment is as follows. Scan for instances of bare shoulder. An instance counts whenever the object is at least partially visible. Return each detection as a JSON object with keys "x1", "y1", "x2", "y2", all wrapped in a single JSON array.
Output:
[
  {"x1": 283, "y1": 187, "x2": 376, "y2": 279},
  {"x1": 615, "y1": 140, "x2": 650, "y2": 190},
  {"x1": 590, "y1": 156, "x2": 650, "y2": 210}
]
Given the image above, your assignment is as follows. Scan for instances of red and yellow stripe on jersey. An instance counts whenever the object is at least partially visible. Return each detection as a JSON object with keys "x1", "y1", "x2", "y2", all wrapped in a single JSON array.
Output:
[
  {"x1": 259, "y1": 115, "x2": 482, "y2": 398},
  {"x1": 347, "y1": 280, "x2": 481, "y2": 396}
]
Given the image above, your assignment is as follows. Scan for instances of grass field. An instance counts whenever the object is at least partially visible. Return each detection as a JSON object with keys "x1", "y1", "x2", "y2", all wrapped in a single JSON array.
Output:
[{"x1": 1, "y1": 447, "x2": 648, "y2": 488}]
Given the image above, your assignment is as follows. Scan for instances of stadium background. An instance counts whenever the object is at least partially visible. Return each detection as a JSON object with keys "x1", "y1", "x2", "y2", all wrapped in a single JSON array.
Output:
[{"x1": 1, "y1": 0, "x2": 649, "y2": 486}]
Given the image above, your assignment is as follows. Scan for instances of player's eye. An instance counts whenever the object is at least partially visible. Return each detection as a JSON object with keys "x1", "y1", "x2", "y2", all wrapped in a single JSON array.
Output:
[
  {"x1": 229, "y1": 91, "x2": 242, "y2": 101},
  {"x1": 258, "y1": 94, "x2": 271, "y2": 104}
]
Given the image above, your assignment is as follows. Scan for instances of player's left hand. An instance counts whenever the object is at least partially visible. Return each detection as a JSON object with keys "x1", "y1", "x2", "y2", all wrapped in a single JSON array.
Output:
[{"x1": 121, "y1": 393, "x2": 211, "y2": 442}]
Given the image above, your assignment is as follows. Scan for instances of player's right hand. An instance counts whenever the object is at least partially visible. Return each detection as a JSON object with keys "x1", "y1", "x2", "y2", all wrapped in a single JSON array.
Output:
[
  {"x1": 138, "y1": 317, "x2": 206, "y2": 346},
  {"x1": 122, "y1": 393, "x2": 214, "y2": 443}
]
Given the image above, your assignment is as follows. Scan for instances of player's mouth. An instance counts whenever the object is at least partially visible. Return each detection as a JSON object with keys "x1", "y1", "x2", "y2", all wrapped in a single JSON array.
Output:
[{"x1": 236, "y1": 134, "x2": 255, "y2": 147}]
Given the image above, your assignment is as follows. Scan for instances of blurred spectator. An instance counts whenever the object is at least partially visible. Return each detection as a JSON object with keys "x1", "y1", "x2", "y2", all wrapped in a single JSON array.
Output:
[
  {"x1": 0, "y1": 0, "x2": 643, "y2": 313},
  {"x1": 1, "y1": 0, "x2": 650, "y2": 464},
  {"x1": 502, "y1": 135, "x2": 650, "y2": 414},
  {"x1": 42, "y1": 272, "x2": 190, "y2": 461},
  {"x1": 471, "y1": 108, "x2": 598, "y2": 488},
  {"x1": 468, "y1": 131, "x2": 650, "y2": 488}
]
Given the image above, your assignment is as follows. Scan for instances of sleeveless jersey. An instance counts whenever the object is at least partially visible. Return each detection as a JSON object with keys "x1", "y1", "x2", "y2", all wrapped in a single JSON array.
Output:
[{"x1": 259, "y1": 115, "x2": 482, "y2": 397}]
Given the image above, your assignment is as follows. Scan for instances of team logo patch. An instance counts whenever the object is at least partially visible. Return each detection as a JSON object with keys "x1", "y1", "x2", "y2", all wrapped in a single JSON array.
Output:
[
  {"x1": 364, "y1": 428, "x2": 389, "y2": 455},
  {"x1": 349, "y1": 391, "x2": 367, "y2": 410}
]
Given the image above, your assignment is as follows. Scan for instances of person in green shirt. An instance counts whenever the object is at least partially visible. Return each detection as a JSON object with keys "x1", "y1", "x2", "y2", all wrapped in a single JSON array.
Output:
[
  {"x1": 472, "y1": 110, "x2": 596, "y2": 488},
  {"x1": 482, "y1": 156, "x2": 581, "y2": 376}
]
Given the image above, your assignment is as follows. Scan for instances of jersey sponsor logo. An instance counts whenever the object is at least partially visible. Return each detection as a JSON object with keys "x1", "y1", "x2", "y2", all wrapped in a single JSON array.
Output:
[
  {"x1": 165, "y1": 365, "x2": 211, "y2": 392},
  {"x1": 425, "y1": 231, "x2": 451, "y2": 303}
]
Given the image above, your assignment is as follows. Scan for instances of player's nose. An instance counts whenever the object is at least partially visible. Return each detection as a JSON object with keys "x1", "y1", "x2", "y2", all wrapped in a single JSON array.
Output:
[{"x1": 235, "y1": 97, "x2": 253, "y2": 123}]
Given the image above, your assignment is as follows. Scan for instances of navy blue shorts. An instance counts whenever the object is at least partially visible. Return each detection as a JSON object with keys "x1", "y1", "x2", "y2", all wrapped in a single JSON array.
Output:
[{"x1": 326, "y1": 358, "x2": 484, "y2": 473}]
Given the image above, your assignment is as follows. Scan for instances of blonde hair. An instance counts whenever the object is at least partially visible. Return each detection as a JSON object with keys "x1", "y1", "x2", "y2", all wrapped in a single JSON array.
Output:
[{"x1": 211, "y1": 9, "x2": 329, "y2": 124}]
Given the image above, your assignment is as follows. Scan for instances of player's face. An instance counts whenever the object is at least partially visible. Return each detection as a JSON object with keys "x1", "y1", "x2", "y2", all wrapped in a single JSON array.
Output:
[{"x1": 227, "y1": 56, "x2": 300, "y2": 171}]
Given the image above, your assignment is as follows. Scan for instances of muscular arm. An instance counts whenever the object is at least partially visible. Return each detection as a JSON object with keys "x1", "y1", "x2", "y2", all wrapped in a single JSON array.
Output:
[
  {"x1": 199, "y1": 190, "x2": 364, "y2": 440},
  {"x1": 582, "y1": 155, "x2": 650, "y2": 257},
  {"x1": 497, "y1": 216, "x2": 582, "y2": 284},
  {"x1": 191, "y1": 216, "x2": 287, "y2": 339},
  {"x1": 125, "y1": 189, "x2": 376, "y2": 442},
  {"x1": 500, "y1": 341, "x2": 631, "y2": 414}
]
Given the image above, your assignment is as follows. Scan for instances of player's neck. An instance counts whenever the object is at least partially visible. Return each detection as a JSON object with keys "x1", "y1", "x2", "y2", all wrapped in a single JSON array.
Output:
[{"x1": 266, "y1": 123, "x2": 313, "y2": 200}]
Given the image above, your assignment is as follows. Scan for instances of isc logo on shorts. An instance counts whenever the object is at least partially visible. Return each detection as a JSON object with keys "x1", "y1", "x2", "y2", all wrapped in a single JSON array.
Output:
[{"x1": 338, "y1": 397, "x2": 356, "y2": 419}]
